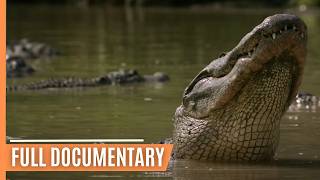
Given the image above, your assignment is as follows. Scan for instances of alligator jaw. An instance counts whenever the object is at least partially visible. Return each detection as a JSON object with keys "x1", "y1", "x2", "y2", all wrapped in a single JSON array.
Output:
[{"x1": 182, "y1": 14, "x2": 307, "y2": 119}]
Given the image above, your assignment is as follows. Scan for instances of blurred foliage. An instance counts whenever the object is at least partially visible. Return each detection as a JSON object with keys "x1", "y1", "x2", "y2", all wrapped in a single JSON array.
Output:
[
  {"x1": 291, "y1": 0, "x2": 320, "y2": 6},
  {"x1": 8, "y1": 0, "x2": 320, "y2": 7}
]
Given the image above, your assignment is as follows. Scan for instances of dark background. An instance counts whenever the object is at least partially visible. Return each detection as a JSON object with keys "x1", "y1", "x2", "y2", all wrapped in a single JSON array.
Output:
[{"x1": 8, "y1": 0, "x2": 320, "y2": 7}]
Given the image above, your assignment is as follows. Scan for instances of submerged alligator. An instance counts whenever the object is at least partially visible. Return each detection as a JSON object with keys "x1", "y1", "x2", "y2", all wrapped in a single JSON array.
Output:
[
  {"x1": 169, "y1": 14, "x2": 309, "y2": 161},
  {"x1": 6, "y1": 39, "x2": 59, "y2": 77},
  {"x1": 6, "y1": 56, "x2": 35, "y2": 78},
  {"x1": 7, "y1": 38, "x2": 59, "y2": 60},
  {"x1": 6, "y1": 69, "x2": 169, "y2": 91}
]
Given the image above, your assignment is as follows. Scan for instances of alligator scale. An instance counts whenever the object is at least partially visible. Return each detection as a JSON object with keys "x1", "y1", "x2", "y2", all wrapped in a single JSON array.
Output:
[{"x1": 172, "y1": 14, "x2": 307, "y2": 161}]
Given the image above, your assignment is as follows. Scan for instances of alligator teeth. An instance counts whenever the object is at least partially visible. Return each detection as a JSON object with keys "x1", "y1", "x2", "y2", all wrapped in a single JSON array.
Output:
[
  {"x1": 272, "y1": 33, "x2": 276, "y2": 39},
  {"x1": 248, "y1": 52, "x2": 251, "y2": 56},
  {"x1": 301, "y1": 33, "x2": 304, "y2": 38},
  {"x1": 279, "y1": 30, "x2": 282, "y2": 34},
  {"x1": 284, "y1": 25, "x2": 288, "y2": 31}
]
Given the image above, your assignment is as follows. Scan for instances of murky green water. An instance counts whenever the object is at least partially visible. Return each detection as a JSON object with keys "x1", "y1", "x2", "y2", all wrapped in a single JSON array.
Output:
[{"x1": 6, "y1": 4, "x2": 320, "y2": 179}]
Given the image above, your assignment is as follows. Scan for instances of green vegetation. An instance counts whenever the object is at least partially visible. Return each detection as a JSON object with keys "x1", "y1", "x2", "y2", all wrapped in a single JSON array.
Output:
[{"x1": 8, "y1": 0, "x2": 320, "y2": 7}]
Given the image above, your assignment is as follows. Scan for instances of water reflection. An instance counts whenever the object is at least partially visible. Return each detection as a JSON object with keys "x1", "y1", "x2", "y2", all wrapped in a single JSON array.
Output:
[
  {"x1": 8, "y1": 159, "x2": 320, "y2": 179},
  {"x1": 171, "y1": 160, "x2": 320, "y2": 180}
]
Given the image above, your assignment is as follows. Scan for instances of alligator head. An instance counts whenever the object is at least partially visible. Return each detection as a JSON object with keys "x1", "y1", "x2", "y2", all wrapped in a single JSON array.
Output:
[{"x1": 173, "y1": 14, "x2": 307, "y2": 161}]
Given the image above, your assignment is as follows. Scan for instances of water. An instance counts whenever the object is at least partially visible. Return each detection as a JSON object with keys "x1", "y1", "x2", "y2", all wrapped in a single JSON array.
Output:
[{"x1": 6, "y1": 5, "x2": 320, "y2": 179}]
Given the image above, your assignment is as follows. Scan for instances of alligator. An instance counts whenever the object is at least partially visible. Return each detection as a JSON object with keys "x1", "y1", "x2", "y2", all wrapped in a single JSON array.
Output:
[
  {"x1": 6, "y1": 39, "x2": 59, "y2": 77},
  {"x1": 7, "y1": 38, "x2": 59, "y2": 60},
  {"x1": 170, "y1": 14, "x2": 308, "y2": 161},
  {"x1": 6, "y1": 69, "x2": 169, "y2": 91},
  {"x1": 6, "y1": 56, "x2": 35, "y2": 78}
]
